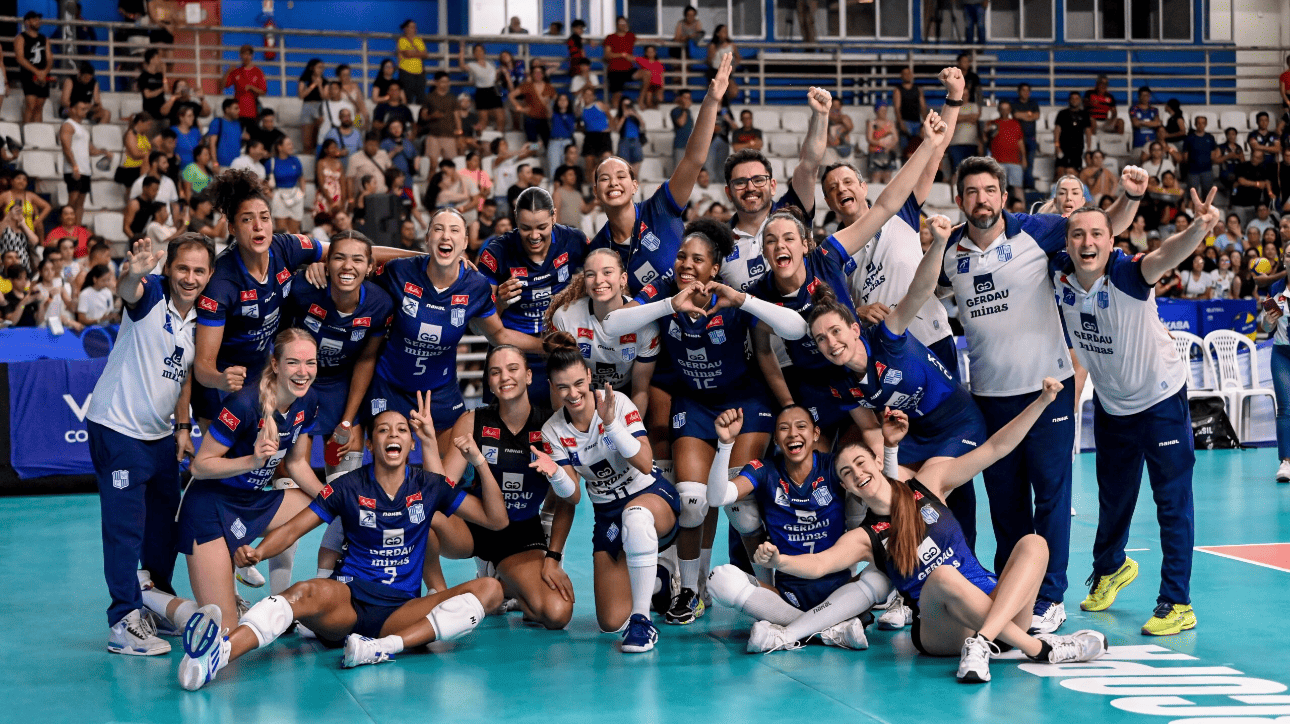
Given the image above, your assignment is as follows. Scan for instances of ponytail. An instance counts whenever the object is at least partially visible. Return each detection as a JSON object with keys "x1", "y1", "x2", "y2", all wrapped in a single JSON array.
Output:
[
  {"x1": 805, "y1": 283, "x2": 856, "y2": 329},
  {"x1": 886, "y1": 478, "x2": 928, "y2": 578},
  {"x1": 259, "y1": 328, "x2": 317, "y2": 441},
  {"x1": 543, "y1": 329, "x2": 590, "y2": 376},
  {"x1": 543, "y1": 247, "x2": 623, "y2": 331}
]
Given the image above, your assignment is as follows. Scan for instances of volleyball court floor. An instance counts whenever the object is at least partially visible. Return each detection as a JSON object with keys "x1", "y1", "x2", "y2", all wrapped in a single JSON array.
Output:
[{"x1": 5, "y1": 449, "x2": 1289, "y2": 724}]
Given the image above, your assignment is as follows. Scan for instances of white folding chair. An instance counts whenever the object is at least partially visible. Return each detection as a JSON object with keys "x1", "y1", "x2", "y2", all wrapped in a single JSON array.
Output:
[
  {"x1": 1204, "y1": 329, "x2": 1276, "y2": 439},
  {"x1": 1074, "y1": 377, "x2": 1096, "y2": 453},
  {"x1": 1171, "y1": 330, "x2": 1218, "y2": 402}
]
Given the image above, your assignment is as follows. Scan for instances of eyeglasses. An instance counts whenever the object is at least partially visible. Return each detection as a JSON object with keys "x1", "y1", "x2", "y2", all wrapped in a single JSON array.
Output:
[{"x1": 729, "y1": 174, "x2": 771, "y2": 190}]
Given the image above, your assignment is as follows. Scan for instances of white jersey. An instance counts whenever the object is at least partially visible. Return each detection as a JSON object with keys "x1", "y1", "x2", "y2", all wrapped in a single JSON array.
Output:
[
  {"x1": 939, "y1": 212, "x2": 1073, "y2": 396},
  {"x1": 551, "y1": 296, "x2": 660, "y2": 391},
  {"x1": 542, "y1": 391, "x2": 653, "y2": 505},
  {"x1": 86, "y1": 275, "x2": 196, "y2": 439},
  {"x1": 846, "y1": 194, "x2": 952, "y2": 347},
  {"x1": 1051, "y1": 249, "x2": 1186, "y2": 416}
]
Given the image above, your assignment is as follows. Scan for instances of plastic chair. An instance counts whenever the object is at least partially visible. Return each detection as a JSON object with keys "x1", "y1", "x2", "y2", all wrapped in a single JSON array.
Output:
[
  {"x1": 1204, "y1": 329, "x2": 1276, "y2": 439},
  {"x1": 1171, "y1": 331, "x2": 1219, "y2": 401},
  {"x1": 1074, "y1": 376, "x2": 1096, "y2": 453},
  {"x1": 780, "y1": 110, "x2": 810, "y2": 134},
  {"x1": 23, "y1": 123, "x2": 60, "y2": 150}
]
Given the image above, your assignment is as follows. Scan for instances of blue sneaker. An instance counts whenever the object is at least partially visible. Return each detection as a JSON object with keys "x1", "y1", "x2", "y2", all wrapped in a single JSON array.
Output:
[
  {"x1": 178, "y1": 604, "x2": 231, "y2": 691},
  {"x1": 621, "y1": 613, "x2": 659, "y2": 653},
  {"x1": 1029, "y1": 600, "x2": 1067, "y2": 635}
]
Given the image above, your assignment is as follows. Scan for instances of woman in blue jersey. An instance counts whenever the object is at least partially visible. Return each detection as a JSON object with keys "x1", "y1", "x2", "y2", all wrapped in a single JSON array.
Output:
[
  {"x1": 87, "y1": 234, "x2": 214, "y2": 657},
  {"x1": 602, "y1": 219, "x2": 810, "y2": 623},
  {"x1": 754, "y1": 379, "x2": 1109, "y2": 683},
  {"x1": 175, "y1": 404, "x2": 510, "y2": 691},
  {"x1": 750, "y1": 110, "x2": 949, "y2": 444},
  {"x1": 477, "y1": 187, "x2": 589, "y2": 407},
  {"x1": 433, "y1": 345, "x2": 576, "y2": 630},
  {"x1": 703, "y1": 405, "x2": 893, "y2": 652},
  {"x1": 369, "y1": 207, "x2": 545, "y2": 459}
]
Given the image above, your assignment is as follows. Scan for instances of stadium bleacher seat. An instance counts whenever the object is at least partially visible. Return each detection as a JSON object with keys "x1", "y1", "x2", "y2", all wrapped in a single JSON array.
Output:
[
  {"x1": 21, "y1": 150, "x2": 60, "y2": 180},
  {"x1": 780, "y1": 110, "x2": 810, "y2": 134},
  {"x1": 24, "y1": 123, "x2": 60, "y2": 150},
  {"x1": 768, "y1": 133, "x2": 799, "y2": 157},
  {"x1": 299, "y1": 154, "x2": 317, "y2": 184},
  {"x1": 92, "y1": 124, "x2": 125, "y2": 153},
  {"x1": 0, "y1": 92, "x2": 22, "y2": 122},
  {"x1": 926, "y1": 182, "x2": 954, "y2": 208},
  {"x1": 640, "y1": 109, "x2": 664, "y2": 133},
  {"x1": 751, "y1": 107, "x2": 781, "y2": 132},
  {"x1": 91, "y1": 152, "x2": 120, "y2": 181},
  {"x1": 1219, "y1": 109, "x2": 1249, "y2": 133},
  {"x1": 87, "y1": 181, "x2": 126, "y2": 211},
  {"x1": 767, "y1": 157, "x2": 786, "y2": 182},
  {"x1": 41, "y1": 90, "x2": 63, "y2": 123},
  {"x1": 117, "y1": 96, "x2": 142, "y2": 121},
  {"x1": 0, "y1": 121, "x2": 22, "y2": 148},
  {"x1": 98, "y1": 93, "x2": 122, "y2": 121},
  {"x1": 93, "y1": 211, "x2": 126, "y2": 242},
  {"x1": 638, "y1": 158, "x2": 666, "y2": 183}
]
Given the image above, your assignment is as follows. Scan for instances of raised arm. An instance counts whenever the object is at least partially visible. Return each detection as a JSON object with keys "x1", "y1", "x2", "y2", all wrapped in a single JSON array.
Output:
[
  {"x1": 913, "y1": 68, "x2": 965, "y2": 205},
  {"x1": 1104, "y1": 165, "x2": 1149, "y2": 235},
  {"x1": 1140, "y1": 187, "x2": 1220, "y2": 284},
  {"x1": 790, "y1": 87, "x2": 832, "y2": 206},
  {"x1": 666, "y1": 52, "x2": 732, "y2": 203},
  {"x1": 886, "y1": 215, "x2": 952, "y2": 336},
  {"x1": 705, "y1": 409, "x2": 757, "y2": 509},
  {"x1": 117, "y1": 239, "x2": 166, "y2": 306}
]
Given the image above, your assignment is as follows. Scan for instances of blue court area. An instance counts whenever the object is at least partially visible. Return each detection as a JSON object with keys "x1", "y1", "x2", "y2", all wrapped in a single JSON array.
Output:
[{"x1": 6, "y1": 449, "x2": 1290, "y2": 724}]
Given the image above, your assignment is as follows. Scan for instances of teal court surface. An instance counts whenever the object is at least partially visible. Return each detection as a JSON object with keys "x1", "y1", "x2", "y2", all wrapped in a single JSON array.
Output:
[{"x1": 6, "y1": 449, "x2": 1290, "y2": 724}]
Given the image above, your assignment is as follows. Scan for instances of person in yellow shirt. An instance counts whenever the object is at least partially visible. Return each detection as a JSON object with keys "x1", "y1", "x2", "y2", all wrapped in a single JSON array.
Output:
[{"x1": 397, "y1": 19, "x2": 430, "y2": 104}]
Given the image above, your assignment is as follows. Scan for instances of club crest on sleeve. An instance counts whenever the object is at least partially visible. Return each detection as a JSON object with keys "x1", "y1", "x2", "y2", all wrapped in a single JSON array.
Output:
[
  {"x1": 240, "y1": 290, "x2": 258, "y2": 302},
  {"x1": 217, "y1": 408, "x2": 239, "y2": 431},
  {"x1": 197, "y1": 296, "x2": 218, "y2": 313},
  {"x1": 806, "y1": 278, "x2": 820, "y2": 295}
]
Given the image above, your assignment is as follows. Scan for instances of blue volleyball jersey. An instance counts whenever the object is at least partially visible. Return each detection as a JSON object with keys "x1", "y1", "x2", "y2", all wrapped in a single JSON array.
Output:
[
  {"x1": 635, "y1": 272, "x2": 754, "y2": 394},
  {"x1": 195, "y1": 234, "x2": 324, "y2": 370},
  {"x1": 205, "y1": 384, "x2": 319, "y2": 490},
  {"x1": 284, "y1": 276, "x2": 393, "y2": 378},
  {"x1": 747, "y1": 235, "x2": 857, "y2": 372},
  {"x1": 861, "y1": 479, "x2": 993, "y2": 602},
  {"x1": 472, "y1": 402, "x2": 552, "y2": 521},
  {"x1": 738, "y1": 451, "x2": 846, "y2": 557},
  {"x1": 850, "y1": 321, "x2": 957, "y2": 417},
  {"x1": 374, "y1": 257, "x2": 497, "y2": 392},
  {"x1": 589, "y1": 182, "x2": 687, "y2": 294},
  {"x1": 477, "y1": 225, "x2": 588, "y2": 335},
  {"x1": 309, "y1": 465, "x2": 465, "y2": 598}
]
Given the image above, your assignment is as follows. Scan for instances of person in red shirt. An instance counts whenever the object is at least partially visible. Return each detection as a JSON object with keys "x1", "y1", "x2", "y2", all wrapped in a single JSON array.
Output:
[
  {"x1": 1280, "y1": 55, "x2": 1290, "y2": 110},
  {"x1": 44, "y1": 204, "x2": 91, "y2": 256},
  {"x1": 987, "y1": 101, "x2": 1026, "y2": 201},
  {"x1": 602, "y1": 16, "x2": 636, "y2": 109},
  {"x1": 1085, "y1": 75, "x2": 1124, "y2": 134},
  {"x1": 634, "y1": 45, "x2": 665, "y2": 109},
  {"x1": 223, "y1": 45, "x2": 267, "y2": 132}
]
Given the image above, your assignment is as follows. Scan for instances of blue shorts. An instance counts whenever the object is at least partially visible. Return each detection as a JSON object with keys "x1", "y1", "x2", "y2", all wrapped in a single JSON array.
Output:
[
  {"x1": 591, "y1": 474, "x2": 681, "y2": 559},
  {"x1": 776, "y1": 569, "x2": 852, "y2": 611},
  {"x1": 311, "y1": 373, "x2": 357, "y2": 438},
  {"x1": 898, "y1": 386, "x2": 989, "y2": 465},
  {"x1": 177, "y1": 480, "x2": 285, "y2": 556},
  {"x1": 670, "y1": 383, "x2": 775, "y2": 442},
  {"x1": 192, "y1": 362, "x2": 264, "y2": 423},
  {"x1": 319, "y1": 576, "x2": 415, "y2": 646},
  {"x1": 787, "y1": 367, "x2": 860, "y2": 431},
  {"x1": 364, "y1": 372, "x2": 466, "y2": 432}
]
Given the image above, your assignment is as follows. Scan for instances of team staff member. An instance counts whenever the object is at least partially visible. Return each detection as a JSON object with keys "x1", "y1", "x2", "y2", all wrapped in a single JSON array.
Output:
[
  {"x1": 478, "y1": 188, "x2": 589, "y2": 406},
  {"x1": 939, "y1": 156, "x2": 1147, "y2": 634},
  {"x1": 87, "y1": 235, "x2": 214, "y2": 656},
  {"x1": 176, "y1": 406, "x2": 509, "y2": 691},
  {"x1": 1056, "y1": 191, "x2": 1215, "y2": 636}
]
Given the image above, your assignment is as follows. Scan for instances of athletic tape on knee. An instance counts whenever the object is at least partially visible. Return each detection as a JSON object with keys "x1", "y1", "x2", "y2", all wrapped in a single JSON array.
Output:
[
  {"x1": 707, "y1": 563, "x2": 759, "y2": 609},
  {"x1": 426, "y1": 592, "x2": 485, "y2": 642},
  {"x1": 320, "y1": 519, "x2": 346, "y2": 554},
  {"x1": 725, "y1": 496, "x2": 763, "y2": 535},
  {"x1": 676, "y1": 480, "x2": 710, "y2": 528},
  {"x1": 620, "y1": 505, "x2": 658, "y2": 570},
  {"x1": 239, "y1": 595, "x2": 294, "y2": 649}
]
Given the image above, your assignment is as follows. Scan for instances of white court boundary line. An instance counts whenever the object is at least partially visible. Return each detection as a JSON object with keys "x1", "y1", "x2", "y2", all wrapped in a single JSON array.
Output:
[{"x1": 1195, "y1": 543, "x2": 1290, "y2": 573}]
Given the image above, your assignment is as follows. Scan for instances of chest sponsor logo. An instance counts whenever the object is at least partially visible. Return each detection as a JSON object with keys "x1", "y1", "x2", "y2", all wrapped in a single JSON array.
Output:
[
  {"x1": 707, "y1": 315, "x2": 723, "y2": 328},
  {"x1": 589, "y1": 459, "x2": 615, "y2": 480},
  {"x1": 1063, "y1": 288, "x2": 1077, "y2": 306},
  {"x1": 451, "y1": 295, "x2": 469, "y2": 307},
  {"x1": 973, "y1": 273, "x2": 995, "y2": 294},
  {"x1": 510, "y1": 267, "x2": 529, "y2": 279},
  {"x1": 747, "y1": 257, "x2": 766, "y2": 279},
  {"x1": 404, "y1": 282, "x2": 423, "y2": 298},
  {"x1": 293, "y1": 411, "x2": 305, "y2": 426},
  {"x1": 920, "y1": 504, "x2": 940, "y2": 525},
  {"x1": 359, "y1": 509, "x2": 376, "y2": 528},
  {"x1": 579, "y1": 342, "x2": 592, "y2": 357},
  {"x1": 726, "y1": 246, "x2": 741, "y2": 261},
  {"x1": 240, "y1": 290, "x2": 258, "y2": 302},
  {"x1": 276, "y1": 268, "x2": 292, "y2": 285},
  {"x1": 636, "y1": 261, "x2": 659, "y2": 285},
  {"x1": 358, "y1": 496, "x2": 376, "y2": 509},
  {"x1": 482, "y1": 426, "x2": 501, "y2": 439},
  {"x1": 774, "y1": 484, "x2": 789, "y2": 507},
  {"x1": 482, "y1": 445, "x2": 499, "y2": 464},
  {"x1": 320, "y1": 337, "x2": 343, "y2": 354},
  {"x1": 957, "y1": 256, "x2": 970, "y2": 274},
  {"x1": 560, "y1": 436, "x2": 576, "y2": 448},
  {"x1": 916, "y1": 536, "x2": 942, "y2": 565},
  {"x1": 1080, "y1": 312, "x2": 1099, "y2": 333},
  {"x1": 353, "y1": 317, "x2": 371, "y2": 327},
  {"x1": 303, "y1": 304, "x2": 324, "y2": 319},
  {"x1": 401, "y1": 296, "x2": 419, "y2": 317},
  {"x1": 687, "y1": 348, "x2": 707, "y2": 362},
  {"x1": 408, "y1": 503, "x2": 425, "y2": 524},
  {"x1": 668, "y1": 323, "x2": 682, "y2": 341},
  {"x1": 418, "y1": 323, "x2": 442, "y2": 344},
  {"x1": 502, "y1": 472, "x2": 524, "y2": 492},
  {"x1": 382, "y1": 528, "x2": 405, "y2": 547},
  {"x1": 241, "y1": 304, "x2": 259, "y2": 318}
]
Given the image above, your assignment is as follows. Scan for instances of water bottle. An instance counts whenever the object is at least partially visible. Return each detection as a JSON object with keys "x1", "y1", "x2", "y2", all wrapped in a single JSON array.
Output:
[{"x1": 324, "y1": 421, "x2": 351, "y2": 467}]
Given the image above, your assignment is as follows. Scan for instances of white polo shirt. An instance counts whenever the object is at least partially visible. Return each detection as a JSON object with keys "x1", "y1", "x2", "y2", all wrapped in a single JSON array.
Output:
[{"x1": 86, "y1": 275, "x2": 197, "y2": 440}]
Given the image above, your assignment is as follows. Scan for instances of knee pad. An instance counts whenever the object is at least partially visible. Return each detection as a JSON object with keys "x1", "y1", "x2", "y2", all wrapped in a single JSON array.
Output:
[
  {"x1": 725, "y1": 496, "x2": 763, "y2": 536},
  {"x1": 845, "y1": 493, "x2": 870, "y2": 531},
  {"x1": 656, "y1": 459, "x2": 675, "y2": 485},
  {"x1": 239, "y1": 594, "x2": 294, "y2": 649},
  {"x1": 676, "y1": 481, "x2": 710, "y2": 528},
  {"x1": 707, "y1": 564, "x2": 759, "y2": 610},
  {"x1": 320, "y1": 519, "x2": 346, "y2": 555},
  {"x1": 620, "y1": 505, "x2": 659, "y2": 569},
  {"x1": 427, "y1": 592, "x2": 485, "y2": 642}
]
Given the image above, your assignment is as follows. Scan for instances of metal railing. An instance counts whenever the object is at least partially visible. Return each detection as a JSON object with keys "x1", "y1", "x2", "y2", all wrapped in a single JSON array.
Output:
[{"x1": 11, "y1": 15, "x2": 1274, "y2": 110}]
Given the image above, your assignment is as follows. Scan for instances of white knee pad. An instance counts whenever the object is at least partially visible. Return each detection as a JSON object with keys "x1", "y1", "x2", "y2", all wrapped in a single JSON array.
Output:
[
  {"x1": 676, "y1": 480, "x2": 710, "y2": 528},
  {"x1": 656, "y1": 459, "x2": 675, "y2": 485},
  {"x1": 725, "y1": 496, "x2": 763, "y2": 536},
  {"x1": 320, "y1": 519, "x2": 346, "y2": 555},
  {"x1": 325, "y1": 452, "x2": 364, "y2": 484},
  {"x1": 427, "y1": 592, "x2": 485, "y2": 642},
  {"x1": 620, "y1": 505, "x2": 659, "y2": 569},
  {"x1": 239, "y1": 595, "x2": 294, "y2": 649},
  {"x1": 707, "y1": 564, "x2": 759, "y2": 610},
  {"x1": 845, "y1": 493, "x2": 870, "y2": 531}
]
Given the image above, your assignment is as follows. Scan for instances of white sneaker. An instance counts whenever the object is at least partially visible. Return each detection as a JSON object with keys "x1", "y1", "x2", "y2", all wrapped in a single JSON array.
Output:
[
  {"x1": 491, "y1": 598, "x2": 521, "y2": 615},
  {"x1": 819, "y1": 617, "x2": 869, "y2": 650},
  {"x1": 296, "y1": 622, "x2": 317, "y2": 640},
  {"x1": 1036, "y1": 629, "x2": 1108, "y2": 663},
  {"x1": 235, "y1": 565, "x2": 265, "y2": 588},
  {"x1": 1277, "y1": 459, "x2": 1290, "y2": 483},
  {"x1": 235, "y1": 594, "x2": 251, "y2": 619},
  {"x1": 877, "y1": 596, "x2": 913, "y2": 630},
  {"x1": 1030, "y1": 601, "x2": 1067, "y2": 635},
  {"x1": 342, "y1": 634, "x2": 398, "y2": 668},
  {"x1": 178, "y1": 605, "x2": 230, "y2": 691},
  {"x1": 746, "y1": 620, "x2": 801, "y2": 653},
  {"x1": 957, "y1": 634, "x2": 1000, "y2": 683},
  {"x1": 108, "y1": 609, "x2": 172, "y2": 656}
]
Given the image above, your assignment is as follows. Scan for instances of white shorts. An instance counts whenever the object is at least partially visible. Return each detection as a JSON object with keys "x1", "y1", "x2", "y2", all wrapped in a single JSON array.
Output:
[{"x1": 272, "y1": 188, "x2": 304, "y2": 221}]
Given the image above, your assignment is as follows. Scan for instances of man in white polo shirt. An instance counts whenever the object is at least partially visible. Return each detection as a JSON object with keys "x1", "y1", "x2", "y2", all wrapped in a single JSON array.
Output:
[{"x1": 939, "y1": 155, "x2": 1148, "y2": 634}]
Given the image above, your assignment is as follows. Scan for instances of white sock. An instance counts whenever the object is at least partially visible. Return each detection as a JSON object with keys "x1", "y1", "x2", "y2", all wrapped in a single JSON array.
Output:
[
  {"x1": 173, "y1": 600, "x2": 198, "y2": 628},
  {"x1": 315, "y1": 567, "x2": 333, "y2": 579},
  {"x1": 752, "y1": 563, "x2": 774, "y2": 586},
  {"x1": 742, "y1": 587, "x2": 804, "y2": 625},
  {"x1": 622, "y1": 506, "x2": 659, "y2": 618},
  {"x1": 380, "y1": 634, "x2": 405, "y2": 654},
  {"x1": 699, "y1": 547, "x2": 713, "y2": 581},
  {"x1": 140, "y1": 586, "x2": 175, "y2": 618},
  {"x1": 679, "y1": 557, "x2": 700, "y2": 590},
  {"x1": 783, "y1": 576, "x2": 887, "y2": 642},
  {"x1": 268, "y1": 541, "x2": 298, "y2": 595},
  {"x1": 628, "y1": 563, "x2": 656, "y2": 618}
]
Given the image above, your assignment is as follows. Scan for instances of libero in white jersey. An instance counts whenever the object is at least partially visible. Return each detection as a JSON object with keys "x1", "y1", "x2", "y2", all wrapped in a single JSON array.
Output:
[
  {"x1": 543, "y1": 388, "x2": 654, "y2": 504},
  {"x1": 552, "y1": 295, "x2": 659, "y2": 393}
]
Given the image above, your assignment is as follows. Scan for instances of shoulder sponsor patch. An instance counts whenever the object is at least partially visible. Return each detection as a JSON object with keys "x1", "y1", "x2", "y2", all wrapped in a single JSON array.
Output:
[
  {"x1": 353, "y1": 316, "x2": 370, "y2": 327},
  {"x1": 294, "y1": 411, "x2": 305, "y2": 426},
  {"x1": 479, "y1": 250, "x2": 498, "y2": 272},
  {"x1": 217, "y1": 408, "x2": 240, "y2": 431},
  {"x1": 197, "y1": 296, "x2": 218, "y2": 312},
  {"x1": 404, "y1": 282, "x2": 423, "y2": 298},
  {"x1": 748, "y1": 459, "x2": 763, "y2": 469},
  {"x1": 624, "y1": 410, "x2": 642, "y2": 425},
  {"x1": 320, "y1": 484, "x2": 333, "y2": 499},
  {"x1": 276, "y1": 268, "x2": 292, "y2": 285},
  {"x1": 295, "y1": 234, "x2": 314, "y2": 249}
]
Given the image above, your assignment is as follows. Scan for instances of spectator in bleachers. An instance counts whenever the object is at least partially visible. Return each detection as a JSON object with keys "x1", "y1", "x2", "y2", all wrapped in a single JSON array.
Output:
[
  {"x1": 463, "y1": 151, "x2": 494, "y2": 204},
  {"x1": 78, "y1": 240, "x2": 120, "y2": 290},
  {"x1": 171, "y1": 105, "x2": 202, "y2": 168},
  {"x1": 706, "y1": 105, "x2": 734, "y2": 183},
  {"x1": 0, "y1": 203, "x2": 39, "y2": 272},
  {"x1": 455, "y1": 93, "x2": 485, "y2": 157},
  {"x1": 314, "y1": 139, "x2": 347, "y2": 215},
  {"x1": 0, "y1": 171, "x2": 51, "y2": 238},
  {"x1": 957, "y1": 52, "x2": 982, "y2": 104},
  {"x1": 1249, "y1": 202, "x2": 1277, "y2": 233},
  {"x1": 15, "y1": 11, "x2": 51, "y2": 125},
  {"x1": 371, "y1": 59, "x2": 398, "y2": 107},
  {"x1": 1149, "y1": 170, "x2": 1184, "y2": 225},
  {"x1": 116, "y1": 113, "x2": 154, "y2": 188},
  {"x1": 132, "y1": 152, "x2": 181, "y2": 214},
  {"x1": 144, "y1": 203, "x2": 178, "y2": 252},
  {"x1": 1234, "y1": 151, "x2": 1273, "y2": 226},
  {"x1": 604, "y1": 16, "x2": 638, "y2": 109},
  {"x1": 687, "y1": 166, "x2": 720, "y2": 221},
  {"x1": 468, "y1": 198, "x2": 499, "y2": 254},
  {"x1": 45, "y1": 205, "x2": 90, "y2": 256},
  {"x1": 266, "y1": 137, "x2": 306, "y2": 233},
  {"x1": 1085, "y1": 75, "x2": 1124, "y2": 135},
  {"x1": 706, "y1": 26, "x2": 740, "y2": 104},
  {"x1": 498, "y1": 51, "x2": 524, "y2": 131},
  {"x1": 1182, "y1": 115, "x2": 1219, "y2": 199},
  {"x1": 863, "y1": 101, "x2": 896, "y2": 182},
  {"x1": 137, "y1": 49, "x2": 169, "y2": 129},
  {"x1": 1217, "y1": 126, "x2": 1244, "y2": 195},
  {"x1": 181, "y1": 144, "x2": 215, "y2": 200},
  {"x1": 396, "y1": 217, "x2": 424, "y2": 253},
  {"x1": 548, "y1": 94, "x2": 577, "y2": 179},
  {"x1": 76, "y1": 264, "x2": 120, "y2": 327},
  {"x1": 1251, "y1": 112, "x2": 1281, "y2": 169},
  {"x1": 731, "y1": 109, "x2": 764, "y2": 153},
  {"x1": 1232, "y1": 249, "x2": 1256, "y2": 298},
  {"x1": 987, "y1": 101, "x2": 1025, "y2": 201},
  {"x1": 613, "y1": 97, "x2": 645, "y2": 177},
  {"x1": 670, "y1": 90, "x2": 695, "y2": 171},
  {"x1": 374, "y1": 83, "x2": 416, "y2": 140},
  {"x1": 1012, "y1": 83, "x2": 1041, "y2": 189},
  {"x1": 333, "y1": 208, "x2": 354, "y2": 233},
  {"x1": 672, "y1": 7, "x2": 704, "y2": 60},
  {"x1": 152, "y1": 128, "x2": 182, "y2": 186},
  {"x1": 893, "y1": 66, "x2": 927, "y2": 143},
  {"x1": 422, "y1": 73, "x2": 462, "y2": 169},
  {"x1": 223, "y1": 45, "x2": 267, "y2": 132},
  {"x1": 502, "y1": 16, "x2": 529, "y2": 34},
  {"x1": 1162, "y1": 98, "x2": 1187, "y2": 150},
  {"x1": 252, "y1": 108, "x2": 285, "y2": 159},
  {"x1": 1279, "y1": 55, "x2": 1290, "y2": 111},
  {"x1": 1054, "y1": 91, "x2": 1092, "y2": 178},
  {"x1": 4, "y1": 262, "x2": 42, "y2": 327},
  {"x1": 57, "y1": 236, "x2": 83, "y2": 283},
  {"x1": 1214, "y1": 253, "x2": 1236, "y2": 298},
  {"x1": 124, "y1": 176, "x2": 164, "y2": 239},
  {"x1": 461, "y1": 44, "x2": 505, "y2": 133},
  {"x1": 61, "y1": 99, "x2": 111, "y2": 227},
  {"x1": 207, "y1": 99, "x2": 246, "y2": 169},
  {"x1": 61, "y1": 62, "x2": 111, "y2": 124},
  {"x1": 961, "y1": 0, "x2": 986, "y2": 44},
  {"x1": 1179, "y1": 253, "x2": 1215, "y2": 299},
  {"x1": 1214, "y1": 213, "x2": 1245, "y2": 251},
  {"x1": 1120, "y1": 213, "x2": 1149, "y2": 251},
  {"x1": 349, "y1": 131, "x2": 392, "y2": 195},
  {"x1": 492, "y1": 137, "x2": 538, "y2": 214},
  {"x1": 397, "y1": 19, "x2": 430, "y2": 104},
  {"x1": 554, "y1": 165, "x2": 595, "y2": 229},
  {"x1": 1244, "y1": 224, "x2": 1264, "y2": 252},
  {"x1": 504, "y1": 163, "x2": 537, "y2": 212},
  {"x1": 188, "y1": 194, "x2": 227, "y2": 241},
  {"x1": 569, "y1": 58, "x2": 601, "y2": 109},
  {"x1": 34, "y1": 255, "x2": 78, "y2": 332},
  {"x1": 704, "y1": 200, "x2": 731, "y2": 223},
  {"x1": 1277, "y1": 148, "x2": 1290, "y2": 214},
  {"x1": 1154, "y1": 262, "x2": 1182, "y2": 298},
  {"x1": 558, "y1": 145, "x2": 586, "y2": 188},
  {"x1": 388, "y1": 167, "x2": 426, "y2": 228},
  {"x1": 298, "y1": 59, "x2": 326, "y2": 152},
  {"x1": 1079, "y1": 150, "x2": 1116, "y2": 199},
  {"x1": 335, "y1": 64, "x2": 369, "y2": 130},
  {"x1": 947, "y1": 96, "x2": 981, "y2": 176},
  {"x1": 567, "y1": 19, "x2": 591, "y2": 65},
  {"x1": 1129, "y1": 86, "x2": 1161, "y2": 156},
  {"x1": 635, "y1": 46, "x2": 665, "y2": 110},
  {"x1": 1139, "y1": 139, "x2": 1179, "y2": 182},
  {"x1": 167, "y1": 80, "x2": 211, "y2": 129},
  {"x1": 381, "y1": 121, "x2": 418, "y2": 191},
  {"x1": 229, "y1": 137, "x2": 268, "y2": 179},
  {"x1": 322, "y1": 109, "x2": 362, "y2": 169},
  {"x1": 514, "y1": 64, "x2": 557, "y2": 152}
]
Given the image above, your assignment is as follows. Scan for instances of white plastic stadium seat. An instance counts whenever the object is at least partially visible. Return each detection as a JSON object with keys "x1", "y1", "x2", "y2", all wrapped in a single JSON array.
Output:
[
  {"x1": 638, "y1": 157, "x2": 666, "y2": 183},
  {"x1": 91, "y1": 124, "x2": 125, "y2": 153},
  {"x1": 1219, "y1": 110, "x2": 1249, "y2": 133},
  {"x1": 0, "y1": 92, "x2": 23, "y2": 122},
  {"x1": 117, "y1": 96, "x2": 142, "y2": 121},
  {"x1": 41, "y1": 90, "x2": 62, "y2": 123},
  {"x1": 1203, "y1": 329, "x2": 1275, "y2": 440},
  {"x1": 21, "y1": 150, "x2": 60, "y2": 180},
  {"x1": 751, "y1": 107, "x2": 781, "y2": 132},
  {"x1": 88, "y1": 180, "x2": 126, "y2": 211},
  {"x1": 23, "y1": 123, "x2": 60, "y2": 150},
  {"x1": 91, "y1": 152, "x2": 120, "y2": 180},
  {"x1": 0, "y1": 122, "x2": 22, "y2": 147},
  {"x1": 768, "y1": 133, "x2": 799, "y2": 158},
  {"x1": 926, "y1": 182, "x2": 953, "y2": 208},
  {"x1": 94, "y1": 212, "x2": 127, "y2": 242},
  {"x1": 639, "y1": 109, "x2": 663, "y2": 132},
  {"x1": 780, "y1": 110, "x2": 810, "y2": 134}
]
